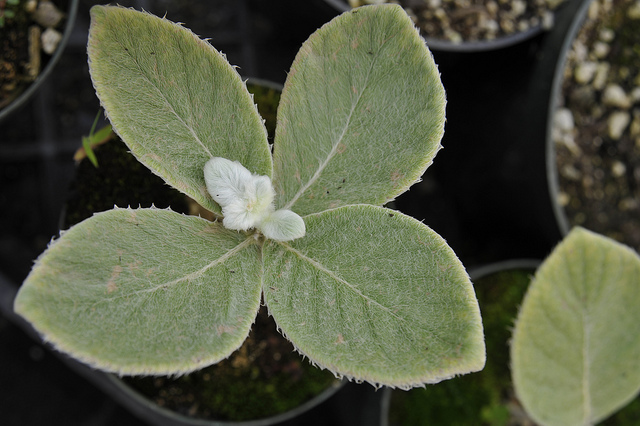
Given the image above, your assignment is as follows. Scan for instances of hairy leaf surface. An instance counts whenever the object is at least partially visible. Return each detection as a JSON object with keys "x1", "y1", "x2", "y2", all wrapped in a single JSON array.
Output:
[
  {"x1": 262, "y1": 205, "x2": 485, "y2": 387},
  {"x1": 511, "y1": 227, "x2": 640, "y2": 426},
  {"x1": 14, "y1": 209, "x2": 262, "y2": 375},
  {"x1": 88, "y1": 6, "x2": 272, "y2": 214},
  {"x1": 272, "y1": 4, "x2": 446, "y2": 215}
]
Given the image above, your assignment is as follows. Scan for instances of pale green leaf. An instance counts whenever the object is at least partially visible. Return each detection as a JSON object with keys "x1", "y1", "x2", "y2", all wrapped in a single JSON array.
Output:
[
  {"x1": 88, "y1": 6, "x2": 272, "y2": 215},
  {"x1": 511, "y1": 227, "x2": 640, "y2": 426},
  {"x1": 272, "y1": 4, "x2": 446, "y2": 215},
  {"x1": 262, "y1": 205, "x2": 484, "y2": 388},
  {"x1": 14, "y1": 209, "x2": 262, "y2": 375}
]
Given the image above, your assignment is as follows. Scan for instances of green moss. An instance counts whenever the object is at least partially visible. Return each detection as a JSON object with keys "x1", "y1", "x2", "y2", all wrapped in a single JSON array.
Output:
[
  {"x1": 124, "y1": 307, "x2": 337, "y2": 421},
  {"x1": 387, "y1": 265, "x2": 640, "y2": 425}
]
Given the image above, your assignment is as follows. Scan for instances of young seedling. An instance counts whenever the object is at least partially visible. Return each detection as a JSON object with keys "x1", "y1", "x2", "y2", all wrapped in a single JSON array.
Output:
[
  {"x1": 74, "y1": 110, "x2": 113, "y2": 167},
  {"x1": 14, "y1": 4, "x2": 485, "y2": 388}
]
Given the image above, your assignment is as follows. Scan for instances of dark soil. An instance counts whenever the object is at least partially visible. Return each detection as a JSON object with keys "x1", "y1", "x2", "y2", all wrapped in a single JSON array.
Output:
[{"x1": 553, "y1": 0, "x2": 640, "y2": 252}]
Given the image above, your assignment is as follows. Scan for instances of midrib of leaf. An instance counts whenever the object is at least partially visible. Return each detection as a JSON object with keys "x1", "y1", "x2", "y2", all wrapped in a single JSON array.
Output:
[
  {"x1": 582, "y1": 309, "x2": 593, "y2": 426},
  {"x1": 282, "y1": 45, "x2": 384, "y2": 211},
  {"x1": 119, "y1": 40, "x2": 213, "y2": 159},
  {"x1": 99, "y1": 236, "x2": 254, "y2": 302},
  {"x1": 278, "y1": 241, "x2": 403, "y2": 322}
]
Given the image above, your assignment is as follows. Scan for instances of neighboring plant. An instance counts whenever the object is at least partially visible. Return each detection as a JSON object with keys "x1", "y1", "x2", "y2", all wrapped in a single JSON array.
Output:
[
  {"x1": 74, "y1": 111, "x2": 113, "y2": 167},
  {"x1": 14, "y1": 4, "x2": 485, "y2": 388},
  {"x1": 511, "y1": 227, "x2": 640, "y2": 425}
]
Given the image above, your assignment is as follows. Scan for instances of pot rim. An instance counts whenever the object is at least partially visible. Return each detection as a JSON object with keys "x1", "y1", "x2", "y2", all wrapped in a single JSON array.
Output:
[{"x1": 104, "y1": 371, "x2": 345, "y2": 426}]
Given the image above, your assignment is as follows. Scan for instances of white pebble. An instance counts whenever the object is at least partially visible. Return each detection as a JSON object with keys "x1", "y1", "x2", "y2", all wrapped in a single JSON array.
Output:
[
  {"x1": 574, "y1": 61, "x2": 597, "y2": 84},
  {"x1": 602, "y1": 84, "x2": 631, "y2": 108},
  {"x1": 599, "y1": 28, "x2": 615, "y2": 42},
  {"x1": 554, "y1": 108, "x2": 574, "y2": 131},
  {"x1": 592, "y1": 62, "x2": 610, "y2": 90},
  {"x1": 608, "y1": 111, "x2": 631, "y2": 140},
  {"x1": 511, "y1": 0, "x2": 527, "y2": 16},
  {"x1": 592, "y1": 41, "x2": 610, "y2": 59},
  {"x1": 41, "y1": 28, "x2": 62, "y2": 55},
  {"x1": 612, "y1": 161, "x2": 626, "y2": 177},
  {"x1": 542, "y1": 11, "x2": 554, "y2": 30}
]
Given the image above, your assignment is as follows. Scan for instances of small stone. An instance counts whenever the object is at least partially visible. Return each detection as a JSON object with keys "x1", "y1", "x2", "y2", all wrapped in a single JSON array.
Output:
[
  {"x1": 608, "y1": 111, "x2": 631, "y2": 140},
  {"x1": 561, "y1": 164, "x2": 581, "y2": 180},
  {"x1": 611, "y1": 161, "x2": 626, "y2": 177},
  {"x1": 484, "y1": 19, "x2": 499, "y2": 33},
  {"x1": 628, "y1": 0, "x2": 640, "y2": 19},
  {"x1": 554, "y1": 108, "x2": 574, "y2": 131},
  {"x1": 32, "y1": 0, "x2": 65, "y2": 28},
  {"x1": 501, "y1": 17, "x2": 515, "y2": 33},
  {"x1": 574, "y1": 61, "x2": 598, "y2": 84},
  {"x1": 629, "y1": 87, "x2": 640, "y2": 103},
  {"x1": 517, "y1": 20, "x2": 529, "y2": 32},
  {"x1": 25, "y1": 0, "x2": 37, "y2": 13},
  {"x1": 41, "y1": 27, "x2": 62, "y2": 55},
  {"x1": 553, "y1": 108, "x2": 581, "y2": 154},
  {"x1": 599, "y1": 28, "x2": 615, "y2": 42},
  {"x1": 592, "y1": 62, "x2": 610, "y2": 90},
  {"x1": 486, "y1": 1, "x2": 499, "y2": 15},
  {"x1": 602, "y1": 84, "x2": 631, "y2": 108},
  {"x1": 592, "y1": 41, "x2": 610, "y2": 59},
  {"x1": 541, "y1": 11, "x2": 554, "y2": 30},
  {"x1": 511, "y1": 0, "x2": 527, "y2": 17},
  {"x1": 445, "y1": 29, "x2": 463, "y2": 43}
]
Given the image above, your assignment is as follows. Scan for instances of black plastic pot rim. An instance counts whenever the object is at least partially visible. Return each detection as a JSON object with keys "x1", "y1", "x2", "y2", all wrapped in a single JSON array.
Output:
[
  {"x1": 105, "y1": 372, "x2": 345, "y2": 426},
  {"x1": 544, "y1": 0, "x2": 595, "y2": 238},
  {"x1": 0, "y1": 0, "x2": 80, "y2": 124},
  {"x1": 322, "y1": 0, "x2": 568, "y2": 52}
]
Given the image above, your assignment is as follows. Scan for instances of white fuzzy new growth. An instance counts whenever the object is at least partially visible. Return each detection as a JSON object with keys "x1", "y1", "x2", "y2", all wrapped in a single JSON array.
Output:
[{"x1": 204, "y1": 158, "x2": 306, "y2": 241}]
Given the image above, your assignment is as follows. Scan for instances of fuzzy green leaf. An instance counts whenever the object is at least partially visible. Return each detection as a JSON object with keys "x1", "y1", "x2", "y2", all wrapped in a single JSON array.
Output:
[
  {"x1": 272, "y1": 4, "x2": 446, "y2": 215},
  {"x1": 262, "y1": 205, "x2": 484, "y2": 388},
  {"x1": 14, "y1": 209, "x2": 262, "y2": 375},
  {"x1": 511, "y1": 227, "x2": 640, "y2": 426},
  {"x1": 87, "y1": 6, "x2": 272, "y2": 215}
]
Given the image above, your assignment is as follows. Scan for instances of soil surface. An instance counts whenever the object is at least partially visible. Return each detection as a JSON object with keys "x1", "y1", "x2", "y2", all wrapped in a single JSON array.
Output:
[{"x1": 552, "y1": 0, "x2": 640, "y2": 252}]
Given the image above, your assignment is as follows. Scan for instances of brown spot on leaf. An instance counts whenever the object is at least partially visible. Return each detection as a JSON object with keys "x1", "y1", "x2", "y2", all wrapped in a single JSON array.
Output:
[{"x1": 107, "y1": 265, "x2": 123, "y2": 294}]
